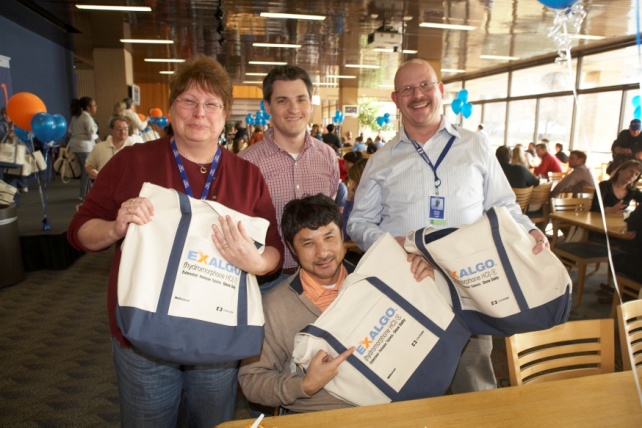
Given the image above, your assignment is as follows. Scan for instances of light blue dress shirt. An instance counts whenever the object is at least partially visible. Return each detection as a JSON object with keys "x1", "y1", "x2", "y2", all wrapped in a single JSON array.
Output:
[{"x1": 347, "y1": 116, "x2": 535, "y2": 250}]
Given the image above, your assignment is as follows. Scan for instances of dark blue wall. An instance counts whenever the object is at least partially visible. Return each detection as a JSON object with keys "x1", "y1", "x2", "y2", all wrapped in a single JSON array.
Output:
[{"x1": 0, "y1": 15, "x2": 75, "y2": 121}]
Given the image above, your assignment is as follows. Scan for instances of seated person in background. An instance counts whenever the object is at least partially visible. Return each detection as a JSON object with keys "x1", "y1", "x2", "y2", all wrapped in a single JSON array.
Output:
[
  {"x1": 554, "y1": 143, "x2": 569, "y2": 164},
  {"x1": 590, "y1": 159, "x2": 642, "y2": 214},
  {"x1": 343, "y1": 158, "x2": 368, "y2": 242},
  {"x1": 366, "y1": 142, "x2": 377, "y2": 154},
  {"x1": 343, "y1": 150, "x2": 363, "y2": 172},
  {"x1": 238, "y1": 194, "x2": 432, "y2": 414},
  {"x1": 85, "y1": 116, "x2": 132, "y2": 181},
  {"x1": 322, "y1": 124, "x2": 341, "y2": 152},
  {"x1": 533, "y1": 143, "x2": 563, "y2": 178},
  {"x1": 496, "y1": 146, "x2": 538, "y2": 188},
  {"x1": 249, "y1": 125, "x2": 264, "y2": 145},
  {"x1": 550, "y1": 150, "x2": 594, "y2": 197},
  {"x1": 608, "y1": 119, "x2": 642, "y2": 174},
  {"x1": 510, "y1": 144, "x2": 531, "y2": 169},
  {"x1": 613, "y1": 203, "x2": 642, "y2": 283},
  {"x1": 351, "y1": 136, "x2": 367, "y2": 152}
]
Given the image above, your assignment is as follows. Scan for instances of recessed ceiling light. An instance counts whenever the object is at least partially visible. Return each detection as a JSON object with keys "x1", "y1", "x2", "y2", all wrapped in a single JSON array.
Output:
[
  {"x1": 480, "y1": 55, "x2": 520, "y2": 61},
  {"x1": 402, "y1": 16, "x2": 413, "y2": 22},
  {"x1": 243, "y1": 81, "x2": 264, "y2": 84},
  {"x1": 248, "y1": 61, "x2": 288, "y2": 65},
  {"x1": 76, "y1": 5, "x2": 151, "y2": 12},
  {"x1": 345, "y1": 64, "x2": 380, "y2": 69},
  {"x1": 121, "y1": 39, "x2": 173, "y2": 44},
  {"x1": 313, "y1": 82, "x2": 338, "y2": 86},
  {"x1": 441, "y1": 68, "x2": 466, "y2": 73},
  {"x1": 373, "y1": 48, "x2": 395, "y2": 53},
  {"x1": 145, "y1": 58, "x2": 185, "y2": 63},
  {"x1": 159, "y1": 71, "x2": 174, "y2": 75},
  {"x1": 253, "y1": 43, "x2": 302, "y2": 49},
  {"x1": 260, "y1": 12, "x2": 325, "y2": 21},
  {"x1": 403, "y1": 49, "x2": 418, "y2": 54},
  {"x1": 246, "y1": 72, "x2": 268, "y2": 76},
  {"x1": 327, "y1": 75, "x2": 356, "y2": 79},
  {"x1": 419, "y1": 22, "x2": 476, "y2": 31},
  {"x1": 569, "y1": 34, "x2": 606, "y2": 41}
]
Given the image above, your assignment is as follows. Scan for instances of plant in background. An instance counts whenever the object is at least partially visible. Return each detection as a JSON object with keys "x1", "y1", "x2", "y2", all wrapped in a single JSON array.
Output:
[{"x1": 358, "y1": 97, "x2": 390, "y2": 131}]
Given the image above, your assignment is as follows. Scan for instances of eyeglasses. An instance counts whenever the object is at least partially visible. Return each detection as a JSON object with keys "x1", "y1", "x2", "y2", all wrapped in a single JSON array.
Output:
[
  {"x1": 175, "y1": 97, "x2": 225, "y2": 113},
  {"x1": 395, "y1": 81, "x2": 438, "y2": 97},
  {"x1": 113, "y1": 127, "x2": 129, "y2": 131}
]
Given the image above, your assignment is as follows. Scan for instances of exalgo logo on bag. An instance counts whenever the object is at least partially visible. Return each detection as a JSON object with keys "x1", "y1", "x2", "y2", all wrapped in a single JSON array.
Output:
[
  {"x1": 181, "y1": 249, "x2": 241, "y2": 289},
  {"x1": 451, "y1": 259, "x2": 499, "y2": 288},
  {"x1": 356, "y1": 307, "x2": 407, "y2": 363}
]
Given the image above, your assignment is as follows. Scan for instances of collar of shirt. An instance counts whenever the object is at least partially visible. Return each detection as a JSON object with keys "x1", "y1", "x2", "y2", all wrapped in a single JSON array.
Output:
[
  {"x1": 262, "y1": 127, "x2": 314, "y2": 156},
  {"x1": 390, "y1": 116, "x2": 461, "y2": 151},
  {"x1": 300, "y1": 264, "x2": 348, "y2": 312}
]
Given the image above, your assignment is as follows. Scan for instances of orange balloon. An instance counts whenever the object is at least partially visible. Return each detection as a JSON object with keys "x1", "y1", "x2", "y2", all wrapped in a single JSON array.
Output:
[
  {"x1": 7, "y1": 92, "x2": 47, "y2": 130},
  {"x1": 137, "y1": 113, "x2": 146, "y2": 121},
  {"x1": 150, "y1": 108, "x2": 163, "y2": 118}
]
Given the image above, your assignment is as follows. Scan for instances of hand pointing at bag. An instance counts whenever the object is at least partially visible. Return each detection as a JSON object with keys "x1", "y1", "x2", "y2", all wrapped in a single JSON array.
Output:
[{"x1": 301, "y1": 347, "x2": 355, "y2": 396}]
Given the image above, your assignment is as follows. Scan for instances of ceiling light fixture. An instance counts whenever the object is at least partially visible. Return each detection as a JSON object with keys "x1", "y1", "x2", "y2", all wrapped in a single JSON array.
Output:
[
  {"x1": 253, "y1": 43, "x2": 302, "y2": 49},
  {"x1": 246, "y1": 72, "x2": 268, "y2": 76},
  {"x1": 569, "y1": 34, "x2": 606, "y2": 40},
  {"x1": 144, "y1": 58, "x2": 185, "y2": 63},
  {"x1": 345, "y1": 64, "x2": 380, "y2": 69},
  {"x1": 313, "y1": 82, "x2": 338, "y2": 86},
  {"x1": 373, "y1": 48, "x2": 395, "y2": 53},
  {"x1": 159, "y1": 71, "x2": 174, "y2": 75},
  {"x1": 480, "y1": 54, "x2": 520, "y2": 61},
  {"x1": 260, "y1": 12, "x2": 325, "y2": 21},
  {"x1": 441, "y1": 68, "x2": 466, "y2": 73},
  {"x1": 419, "y1": 22, "x2": 476, "y2": 31},
  {"x1": 248, "y1": 61, "x2": 288, "y2": 65},
  {"x1": 243, "y1": 81, "x2": 264, "y2": 84},
  {"x1": 403, "y1": 49, "x2": 418, "y2": 54},
  {"x1": 121, "y1": 39, "x2": 173, "y2": 44},
  {"x1": 76, "y1": 5, "x2": 151, "y2": 12},
  {"x1": 327, "y1": 75, "x2": 356, "y2": 79}
]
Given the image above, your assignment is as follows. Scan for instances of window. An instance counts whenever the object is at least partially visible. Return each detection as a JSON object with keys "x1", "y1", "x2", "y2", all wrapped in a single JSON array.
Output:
[
  {"x1": 537, "y1": 96, "x2": 573, "y2": 144},
  {"x1": 580, "y1": 46, "x2": 642, "y2": 89},
  {"x1": 483, "y1": 102, "x2": 507, "y2": 149},
  {"x1": 573, "y1": 91, "x2": 622, "y2": 166},
  {"x1": 511, "y1": 61, "x2": 577, "y2": 97},
  {"x1": 465, "y1": 73, "x2": 508, "y2": 101},
  {"x1": 507, "y1": 99, "x2": 537, "y2": 146}
]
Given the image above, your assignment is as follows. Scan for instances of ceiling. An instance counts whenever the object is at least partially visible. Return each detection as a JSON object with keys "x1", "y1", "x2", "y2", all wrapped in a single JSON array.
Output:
[{"x1": 10, "y1": 0, "x2": 641, "y2": 90}]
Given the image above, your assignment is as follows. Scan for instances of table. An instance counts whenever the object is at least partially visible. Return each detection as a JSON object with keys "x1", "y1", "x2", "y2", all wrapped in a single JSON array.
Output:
[
  {"x1": 550, "y1": 211, "x2": 631, "y2": 240},
  {"x1": 218, "y1": 371, "x2": 642, "y2": 428}
]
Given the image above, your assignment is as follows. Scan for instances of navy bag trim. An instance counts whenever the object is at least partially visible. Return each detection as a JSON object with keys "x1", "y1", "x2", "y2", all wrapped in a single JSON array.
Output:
[{"x1": 299, "y1": 276, "x2": 470, "y2": 402}]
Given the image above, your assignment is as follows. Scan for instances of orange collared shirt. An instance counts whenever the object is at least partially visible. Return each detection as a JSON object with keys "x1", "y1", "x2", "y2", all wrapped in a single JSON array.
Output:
[{"x1": 300, "y1": 264, "x2": 348, "y2": 312}]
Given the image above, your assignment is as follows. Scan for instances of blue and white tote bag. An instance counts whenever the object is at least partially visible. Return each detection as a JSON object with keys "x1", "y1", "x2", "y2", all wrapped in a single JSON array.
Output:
[
  {"x1": 405, "y1": 206, "x2": 572, "y2": 337},
  {"x1": 117, "y1": 183, "x2": 268, "y2": 364},
  {"x1": 292, "y1": 233, "x2": 470, "y2": 406}
]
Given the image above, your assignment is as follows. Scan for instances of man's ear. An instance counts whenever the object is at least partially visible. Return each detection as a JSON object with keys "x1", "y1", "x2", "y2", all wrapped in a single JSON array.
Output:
[{"x1": 286, "y1": 241, "x2": 298, "y2": 261}]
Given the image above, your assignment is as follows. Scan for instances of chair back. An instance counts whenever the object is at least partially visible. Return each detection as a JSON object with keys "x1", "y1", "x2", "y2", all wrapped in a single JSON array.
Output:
[
  {"x1": 548, "y1": 171, "x2": 565, "y2": 187},
  {"x1": 617, "y1": 300, "x2": 642, "y2": 371},
  {"x1": 549, "y1": 197, "x2": 591, "y2": 246},
  {"x1": 611, "y1": 274, "x2": 642, "y2": 317},
  {"x1": 512, "y1": 186, "x2": 533, "y2": 214},
  {"x1": 505, "y1": 319, "x2": 614, "y2": 386},
  {"x1": 526, "y1": 182, "x2": 553, "y2": 228}
]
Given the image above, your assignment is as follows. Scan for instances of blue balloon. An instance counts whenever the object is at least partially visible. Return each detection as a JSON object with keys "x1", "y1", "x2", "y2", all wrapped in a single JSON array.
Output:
[
  {"x1": 259, "y1": 100, "x2": 266, "y2": 112},
  {"x1": 247, "y1": 116, "x2": 254, "y2": 125},
  {"x1": 462, "y1": 102, "x2": 473, "y2": 119},
  {"x1": 14, "y1": 126, "x2": 31, "y2": 143},
  {"x1": 451, "y1": 99, "x2": 463, "y2": 115},
  {"x1": 31, "y1": 112, "x2": 56, "y2": 142},
  {"x1": 256, "y1": 110, "x2": 264, "y2": 118},
  {"x1": 457, "y1": 89, "x2": 469, "y2": 104},
  {"x1": 536, "y1": 0, "x2": 578, "y2": 9},
  {"x1": 383, "y1": 112, "x2": 390, "y2": 118},
  {"x1": 633, "y1": 96, "x2": 641, "y2": 107},
  {"x1": 51, "y1": 114, "x2": 67, "y2": 141},
  {"x1": 264, "y1": 113, "x2": 271, "y2": 121},
  {"x1": 376, "y1": 116, "x2": 385, "y2": 127},
  {"x1": 635, "y1": 106, "x2": 641, "y2": 120},
  {"x1": 156, "y1": 116, "x2": 168, "y2": 128}
]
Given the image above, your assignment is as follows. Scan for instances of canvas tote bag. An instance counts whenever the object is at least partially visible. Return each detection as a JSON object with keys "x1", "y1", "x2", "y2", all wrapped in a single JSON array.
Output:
[
  {"x1": 117, "y1": 182, "x2": 268, "y2": 365},
  {"x1": 53, "y1": 147, "x2": 81, "y2": 182},
  {"x1": 0, "y1": 135, "x2": 26, "y2": 168},
  {"x1": 405, "y1": 206, "x2": 572, "y2": 337},
  {"x1": 292, "y1": 233, "x2": 470, "y2": 406}
]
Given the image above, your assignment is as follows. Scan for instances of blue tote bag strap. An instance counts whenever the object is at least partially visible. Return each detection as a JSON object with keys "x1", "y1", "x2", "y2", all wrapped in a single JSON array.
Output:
[
  {"x1": 157, "y1": 192, "x2": 192, "y2": 314},
  {"x1": 486, "y1": 208, "x2": 529, "y2": 311}
]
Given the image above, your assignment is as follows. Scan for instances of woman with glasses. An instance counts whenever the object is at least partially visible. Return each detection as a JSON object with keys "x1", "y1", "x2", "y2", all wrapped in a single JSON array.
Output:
[{"x1": 67, "y1": 55, "x2": 283, "y2": 427}]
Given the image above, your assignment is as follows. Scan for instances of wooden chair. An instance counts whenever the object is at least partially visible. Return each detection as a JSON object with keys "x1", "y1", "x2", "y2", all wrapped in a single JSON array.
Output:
[
  {"x1": 617, "y1": 299, "x2": 642, "y2": 371},
  {"x1": 549, "y1": 197, "x2": 608, "y2": 307},
  {"x1": 526, "y1": 182, "x2": 553, "y2": 232},
  {"x1": 512, "y1": 186, "x2": 533, "y2": 214},
  {"x1": 611, "y1": 273, "x2": 642, "y2": 318},
  {"x1": 505, "y1": 319, "x2": 614, "y2": 386},
  {"x1": 548, "y1": 171, "x2": 565, "y2": 188}
]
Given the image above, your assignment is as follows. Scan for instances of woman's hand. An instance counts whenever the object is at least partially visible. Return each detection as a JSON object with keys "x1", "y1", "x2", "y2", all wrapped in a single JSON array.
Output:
[
  {"x1": 211, "y1": 215, "x2": 278, "y2": 275},
  {"x1": 114, "y1": 197, "x2": 154, "y2": 239},
  {"x1": 604, "y1": 200, "x2": 626, "y2": 215}
]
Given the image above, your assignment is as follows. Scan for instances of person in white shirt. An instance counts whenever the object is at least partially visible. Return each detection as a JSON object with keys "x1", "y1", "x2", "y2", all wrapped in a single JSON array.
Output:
[
  {"x1": 347, "y1": 58, "x2": 549, "y2": 394},
  {"x1": 85, "y1": 116, "x2": 132, "y2": 180}
]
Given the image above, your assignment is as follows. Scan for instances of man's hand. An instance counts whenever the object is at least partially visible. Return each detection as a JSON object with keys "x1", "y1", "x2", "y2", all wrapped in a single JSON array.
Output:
[
  {"x1": 301, "y1": 347, "x2": 355, "y2": 396},
  {"x1": 395, "y1": 236, "x2": 435, "y2": 281},
  {"x1": 529, "y1": 228, "x2": 549, "y2": 255}
]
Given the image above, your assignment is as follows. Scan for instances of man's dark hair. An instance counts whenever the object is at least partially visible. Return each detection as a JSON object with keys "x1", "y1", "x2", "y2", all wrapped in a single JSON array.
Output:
[
  {"x1": 281, "y1": 194, "x2": 342, "y2": 248},
  {"x1": 495, "y1": 146, "x2": 510, "y2": 164},
  {"x1": 262, "y1": 64, "x2": 313, "y2": 103},
  {"x1": 570, "y1": 150, "x2": 587, "y2": 163},
  {"x1": 326, "y1": 124, "x2": 335, "y2": 133},
  {"x1": 343, "y1": 151, "x2": 363, "y2": 164},
  {"x1": 555, "y1": 143, "x2": 564, "y2": 151}
]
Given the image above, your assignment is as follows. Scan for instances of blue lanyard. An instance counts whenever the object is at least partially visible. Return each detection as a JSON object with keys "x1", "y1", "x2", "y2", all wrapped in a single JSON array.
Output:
[
  {"x1": 171, "y1": 138, "x2": 221, "y2": 199},
  {"x1": 406, "y1": 131, "x2": 456, "y2": 195}
]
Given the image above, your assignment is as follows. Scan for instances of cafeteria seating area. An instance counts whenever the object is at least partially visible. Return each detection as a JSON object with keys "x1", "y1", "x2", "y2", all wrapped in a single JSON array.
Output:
[{"x1": 0, "y1": 175, "x2": 633, "y2": 426}]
